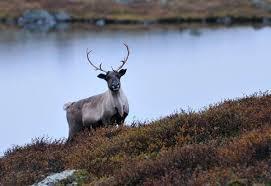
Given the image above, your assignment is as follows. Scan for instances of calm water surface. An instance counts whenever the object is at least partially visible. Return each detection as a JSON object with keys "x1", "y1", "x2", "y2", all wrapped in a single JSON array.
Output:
[{"x1": 0, "y1": 26, "x2": 271, "y2": 154}]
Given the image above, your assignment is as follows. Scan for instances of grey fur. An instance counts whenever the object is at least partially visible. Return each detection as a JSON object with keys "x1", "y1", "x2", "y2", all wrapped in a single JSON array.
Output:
[{"x1": 64, "y1": 71, "x2": 129, "y2": 140}]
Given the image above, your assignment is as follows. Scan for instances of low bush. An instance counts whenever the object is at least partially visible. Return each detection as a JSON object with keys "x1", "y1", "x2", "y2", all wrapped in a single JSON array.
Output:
[{"x1": 1, "y1": 92, "x2": 271, "y2": 185}]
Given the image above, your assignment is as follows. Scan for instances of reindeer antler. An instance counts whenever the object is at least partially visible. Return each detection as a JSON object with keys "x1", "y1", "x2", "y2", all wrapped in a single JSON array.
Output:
[
  {"x1": 112, "y1": 43, "x2": 130, "y2": 72},
  {"x1": 86, "y1": 49, "x2": 107, "y2": 73}
]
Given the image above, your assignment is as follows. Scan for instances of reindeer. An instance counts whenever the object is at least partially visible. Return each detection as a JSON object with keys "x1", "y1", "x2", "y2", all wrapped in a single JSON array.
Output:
[{"x1": 64, "y1": 44, "x2": 130, "y2": 140}]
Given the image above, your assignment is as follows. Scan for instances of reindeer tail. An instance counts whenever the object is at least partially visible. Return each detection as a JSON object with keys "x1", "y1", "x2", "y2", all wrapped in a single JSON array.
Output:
[{"x1": 63, "y1": 102, "x2": 73, "y2": 111}]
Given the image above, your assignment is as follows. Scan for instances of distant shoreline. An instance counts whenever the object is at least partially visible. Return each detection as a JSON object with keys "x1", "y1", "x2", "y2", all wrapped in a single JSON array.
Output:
[
  {"x1": 1, "y1": 15, "x2": 271, "y2": 25},
  {"x1": 1, "y1": 0, "x2": 271, "y2": 30},
  {"x1": 0, "y1": 15, "x2": 271, "y2": 32}
]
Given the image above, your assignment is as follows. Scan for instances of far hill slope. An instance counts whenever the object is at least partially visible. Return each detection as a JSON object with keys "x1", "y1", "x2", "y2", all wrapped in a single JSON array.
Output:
[
  {"x1": 1, "y1": 0, "x2": 271, "y2": 21},
  {"x1": 1, "y1": 92, "x2": 271, "y2": 185}
]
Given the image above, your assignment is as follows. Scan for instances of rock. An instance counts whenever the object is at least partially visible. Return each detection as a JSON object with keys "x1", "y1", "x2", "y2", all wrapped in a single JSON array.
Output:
[
  {"x1": 216, "y1": 16, "x2": 232, "y2": 25},
  {"x1": 32, "y1": 170, "x2": 76, "y2": 186},
  {"x1": 55, "y1": 23, "x2": 70, "y2": 31},
  {"x1": 96, "y1": 19, "x2": 106, "y2": 26},
  {"x1": 17, "y1": 10, "x2": 72, "y2": 32},
  {"x1": 250, "y1": 0, "x2": 271, "y2": 11},
  {"x1": 251, "y1": 0, "x2": 262, "y2": 4},
  {"x1": 18, "y1": 10, "x2": 56, "y2": 32},
  {"x1": 262, "y1": 17, "x2": 271, "y2": 25},
  {"x1": 139, "y1": 19, "x2": 156, "y2": 26},
  {"x1": 160, "y1": 0, "x2": 168, "y2": 6},
  {"x1": 113, "y1": 0, "x2": 152, "y2": 3},
  {"x1": 18, "y1": 10, "x2": 56, "y2": 26},
  {"x1": 32, "y1": 170, "x2": 90, "y2": 186},
  {"x1": 265, "y1": 4, "x2": 271, "y2": 12},
  {"x1": 113, "y1": 0, "x2": 133, "y2": 4},
  {"x1": 143, "y1": 20, "x2": 152, "y2": 26},
  {"x1": 53, "y1": 11, "x2": 71, "y2": 22},
  {"x1": 251, "y1": 0, "x2": 265, "y2": 7}
]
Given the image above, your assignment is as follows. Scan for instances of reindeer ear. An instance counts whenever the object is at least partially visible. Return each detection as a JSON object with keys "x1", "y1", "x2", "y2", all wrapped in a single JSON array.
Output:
[
  {"x1": 97, "y1": 73, "x2": 106, "y2": 80},
  {"x1": 119, "y1": 69, "x2": 127, "y2": 77}
]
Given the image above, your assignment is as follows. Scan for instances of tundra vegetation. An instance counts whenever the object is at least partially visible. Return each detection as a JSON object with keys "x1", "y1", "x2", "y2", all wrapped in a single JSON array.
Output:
[
  {"x1": 0, "y1": 0, "x2": 271, "y2": 23},
  {"x1": 1, "y1": 92, "x2": 271, "y2": 185}
]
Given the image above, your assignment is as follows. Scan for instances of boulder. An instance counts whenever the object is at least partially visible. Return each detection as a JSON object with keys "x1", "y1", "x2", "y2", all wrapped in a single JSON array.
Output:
[
  {"x1": 96, "y1": 19, "x2": 106, "y2": 26},
  {"x1": 53, "y1": 11, "x2": 71, "y2": 22},
  {"x1": 216, "y1": 16, "x2": 232, "y2": 25},
  {"x1": 18, "y1": 10, "x2": 56, "y2": 26},
  {"x1": 32, "y1": 170, "x2": 89, "y2": 186},
  {"x1": 113, "y1": 0, "x2": 133, "y2": 4},
  {"x1": 263, "y1": 17, "x2": 271, "y2": 25},
  {"x1": 18, "y1": 10, "x2": 56, "y2": 31}
]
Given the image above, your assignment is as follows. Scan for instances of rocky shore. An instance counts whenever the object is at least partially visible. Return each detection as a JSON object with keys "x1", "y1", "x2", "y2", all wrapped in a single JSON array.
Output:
[
  {"x1": 0, "y1": 0, "x2": 271, "y2": 31},
  {"x1": 1, "y1": 9, "x2": 271, "y2": 32}
]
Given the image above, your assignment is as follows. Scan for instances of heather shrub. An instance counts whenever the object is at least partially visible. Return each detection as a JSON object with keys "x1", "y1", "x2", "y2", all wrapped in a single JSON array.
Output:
[{"x1": 1, "y1": 93, "x2": 271, "y2": 185}]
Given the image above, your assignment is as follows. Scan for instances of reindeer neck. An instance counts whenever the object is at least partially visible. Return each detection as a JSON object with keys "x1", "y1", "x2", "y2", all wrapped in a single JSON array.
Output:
[
  {"x1": 108, "y1": 88, "x2": 124, "y2": 98},
  {"x1": 106, "y1": 88, "x2": 126, "y2": 116}
]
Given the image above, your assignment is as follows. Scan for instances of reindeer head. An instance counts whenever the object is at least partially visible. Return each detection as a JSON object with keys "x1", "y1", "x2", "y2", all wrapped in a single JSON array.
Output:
[{"x1": 86, "y1": 43, "x2": 130, "y2": 92}]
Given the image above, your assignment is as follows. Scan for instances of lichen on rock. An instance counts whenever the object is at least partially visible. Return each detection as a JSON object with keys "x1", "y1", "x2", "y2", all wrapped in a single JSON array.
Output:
[{"x1": 32, "y1": 170, "x2": 89, "y2": 186}]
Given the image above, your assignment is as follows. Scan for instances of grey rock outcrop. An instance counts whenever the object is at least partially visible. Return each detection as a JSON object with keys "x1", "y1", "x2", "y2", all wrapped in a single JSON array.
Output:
[
  {"x1": 32, "y1": 170, "x2": 76, "y2": 186},
  {"x1": 53, "y1": 11, "x2": 71, "y2": 22},
  {"x1": 216, "y1": 16, "x2": 232, "y2": 25},
  {"x1": 32, "y1": 170, "x2": 90, "y2": 186},
  {"x1": 18, "y1": 10, "x2": 56, "y2": 27},
  {"x1": 250, "y1": 0, "x2": 271, "y2": 11},
  {"x1": 96, "y1": 19, "x2": 106, "y2": 26},
  {"x1": 18, "y1": 10, "x2": 71, "y2": 32}
]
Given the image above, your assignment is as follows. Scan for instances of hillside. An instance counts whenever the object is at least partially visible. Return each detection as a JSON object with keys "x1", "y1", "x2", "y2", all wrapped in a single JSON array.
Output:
[
  {"x1": 1, "y1": 92, "x2": 271, "y2": 185},
  {"x1": 1, "y1": 0, "x2": 271, "y2": 22}
]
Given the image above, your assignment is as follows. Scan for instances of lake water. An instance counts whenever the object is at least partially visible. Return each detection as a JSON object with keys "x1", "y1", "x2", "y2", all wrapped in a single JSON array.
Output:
[{"x1": 0, "y1": 26, "x2": 271, "y2": 155}]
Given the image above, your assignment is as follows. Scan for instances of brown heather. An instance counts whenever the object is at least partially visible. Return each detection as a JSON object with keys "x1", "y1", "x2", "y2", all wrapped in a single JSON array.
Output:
[
  {"x1": 1, "y1": 92, "x2": 271, "y2": 185},
  {"x1": 0, "y1": 0, "x2": 271, "y2": 21}
]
